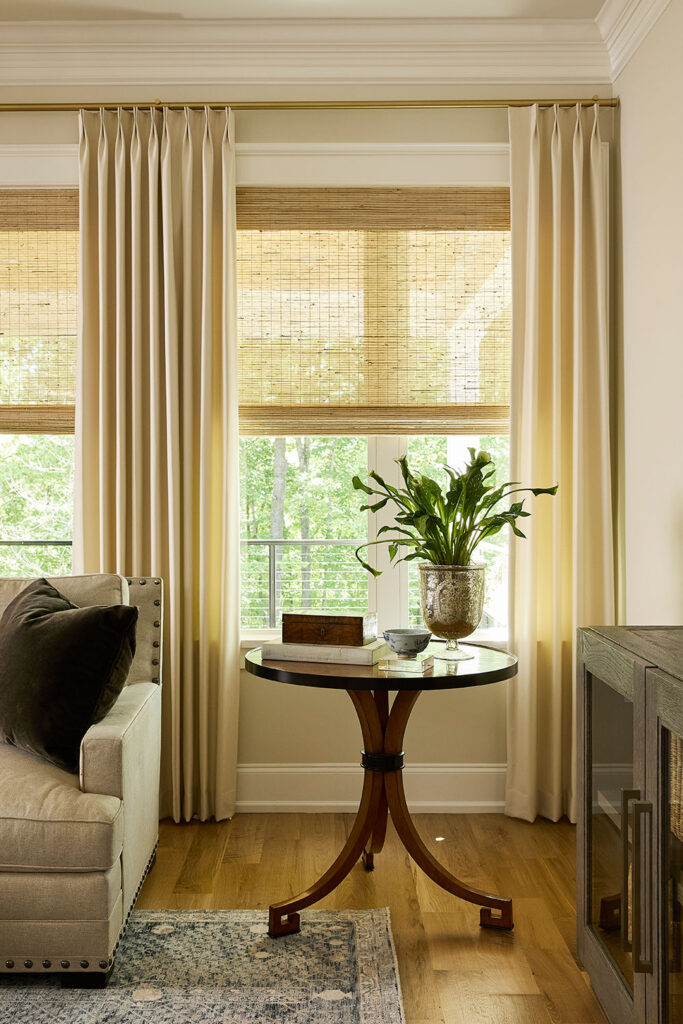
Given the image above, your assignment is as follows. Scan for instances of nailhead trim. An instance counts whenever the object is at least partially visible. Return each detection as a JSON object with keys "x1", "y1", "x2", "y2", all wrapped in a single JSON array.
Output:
[
  {"x1": 153, "y1": 677, "x2": 159, "y2": 683},
  {"x1": 154, "y1": 621, "x2": 160, "y2": 628},
  {"x1": 1, "y1": 843, "x2": 159, "y2": 976},
  {"x1": 153, "y1": 640, "x2": 160, "y2": 648},
  {"x1": 154, "y1": 579, "x2": 161, "y2": 585},
  {"x1": 154, "y1": 599, "x2": 160, "y2": 606}
]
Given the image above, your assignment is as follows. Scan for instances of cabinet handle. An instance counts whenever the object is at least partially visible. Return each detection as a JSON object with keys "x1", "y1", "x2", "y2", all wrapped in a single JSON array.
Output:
[
  {"x1": 620, "y1": 788, "x2": 639, "y2": 952},
  {"x1": 633, "y1": 800, "x2": 653, "y2": 974}
]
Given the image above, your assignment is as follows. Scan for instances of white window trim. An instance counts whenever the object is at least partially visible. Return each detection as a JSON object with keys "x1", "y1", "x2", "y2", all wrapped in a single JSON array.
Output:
[{"x1": 0, "y1": 140, "x2": 510, "y2": 189}]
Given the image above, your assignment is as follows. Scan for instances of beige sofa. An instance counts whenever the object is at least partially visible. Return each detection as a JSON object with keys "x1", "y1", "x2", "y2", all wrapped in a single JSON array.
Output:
[{"x1": 0, "y1": 573, "x2": 163, "y2": 983}]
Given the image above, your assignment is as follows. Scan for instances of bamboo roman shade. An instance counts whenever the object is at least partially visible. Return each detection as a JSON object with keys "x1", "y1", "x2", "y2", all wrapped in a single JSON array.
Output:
[
  {"x1": 0, "y1": 189, "x2": 78, "y2": 433},
  {"x1": 236, "y1": 188, "x2": 511, "y2": 435}
]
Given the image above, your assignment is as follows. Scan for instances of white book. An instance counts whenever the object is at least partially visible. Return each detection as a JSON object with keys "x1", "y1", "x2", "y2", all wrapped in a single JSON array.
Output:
[{"x1": 261, "y1": 637, "x2": 389, "y2": 666}]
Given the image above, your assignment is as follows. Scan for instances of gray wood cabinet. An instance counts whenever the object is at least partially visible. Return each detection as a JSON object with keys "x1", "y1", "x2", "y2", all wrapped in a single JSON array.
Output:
[{"x1": 577, "y1": 627, "x2": 683, "y2": 1024}]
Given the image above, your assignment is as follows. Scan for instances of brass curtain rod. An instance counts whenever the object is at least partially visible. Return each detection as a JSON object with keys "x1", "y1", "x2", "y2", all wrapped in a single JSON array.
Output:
[{"x1": 0, "y1": 97, "x2": 618, "y2": 113}]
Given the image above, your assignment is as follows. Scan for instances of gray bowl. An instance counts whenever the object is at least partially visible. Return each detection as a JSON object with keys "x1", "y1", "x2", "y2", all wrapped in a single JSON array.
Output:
[{"x1": 383, "y1": 628, "x2": 432, "y2": 658}]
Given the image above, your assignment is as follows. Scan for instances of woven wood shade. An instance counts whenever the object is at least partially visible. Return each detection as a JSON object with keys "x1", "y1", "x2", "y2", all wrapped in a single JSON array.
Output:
[
  {"x1": 236, "y1": 187, "x2": 510, "y2": 231},
  {"x1": 0, "y1": 189, "x2": 78, "y2": 433},
  {"x1": 237, "y1": 188, "x2": 511, "y2": 436}
]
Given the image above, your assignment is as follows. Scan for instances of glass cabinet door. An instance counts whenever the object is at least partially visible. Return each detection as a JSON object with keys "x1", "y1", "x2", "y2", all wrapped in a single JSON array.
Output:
[
  {"x1": 663, "y1": 727, "x2": 683, "y2": 1022},
  {"x1": 589, "y1": 672, "x2": 636, "y2": 992}
]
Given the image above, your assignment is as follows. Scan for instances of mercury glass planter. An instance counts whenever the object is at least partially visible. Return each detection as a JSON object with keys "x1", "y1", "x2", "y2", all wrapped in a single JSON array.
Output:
[{"x1": 418, "y1": 563, "x2": 486, "y2": 661}]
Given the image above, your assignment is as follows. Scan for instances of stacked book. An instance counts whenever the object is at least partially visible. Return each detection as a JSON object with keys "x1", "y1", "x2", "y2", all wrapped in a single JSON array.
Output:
[
  {"x1": 261, "y1": 636, "x2": 389, "y2": 666},
  {"x1": 261, "y1": 611, "x2": 434, "y2": 673}
]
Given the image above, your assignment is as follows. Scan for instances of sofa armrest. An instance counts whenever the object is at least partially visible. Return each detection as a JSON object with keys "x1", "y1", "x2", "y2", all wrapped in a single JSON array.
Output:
[
  {"x1": 80, "y1": 682, "x2": 162, "y2": 915},
  {"x1": 80, "y1": 683, "x2": 160, "y2": 800}
]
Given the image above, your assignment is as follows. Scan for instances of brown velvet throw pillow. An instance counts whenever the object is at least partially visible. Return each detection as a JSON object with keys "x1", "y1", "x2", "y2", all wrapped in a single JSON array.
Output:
[{"x1": 0, "y1": 578, "x2": 138, "y2": 773}]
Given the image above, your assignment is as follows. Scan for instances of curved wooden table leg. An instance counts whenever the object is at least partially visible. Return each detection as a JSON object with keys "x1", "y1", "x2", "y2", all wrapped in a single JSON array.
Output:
[
  {"x1": 269, "y1": 689, "x2": 385, "y2": 937},
  {"x1": 362, "y1": 789, "x2": 388, "y2": 871},
  {"x1": 362, "y1": 691, "x2": 390, "y2": 871},
  {"x1": 383, "y1": 690, "x2": 514, "y2": 931}
]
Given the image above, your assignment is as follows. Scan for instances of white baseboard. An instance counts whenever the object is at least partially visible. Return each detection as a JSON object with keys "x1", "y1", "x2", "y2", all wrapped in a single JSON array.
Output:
[{"x1": 235, "y1": 762, "x2": 506, "y2": 813}]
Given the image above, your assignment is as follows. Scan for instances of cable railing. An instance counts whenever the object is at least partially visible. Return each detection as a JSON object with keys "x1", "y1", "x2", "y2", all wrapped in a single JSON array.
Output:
[{"x1": 241, "y1": 538, "x2": 368, "y2": 629}]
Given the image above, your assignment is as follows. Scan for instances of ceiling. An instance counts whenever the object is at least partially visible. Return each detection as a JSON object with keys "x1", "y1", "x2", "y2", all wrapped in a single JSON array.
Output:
[{"x1": 0, "y1": 0, "x2": 605, "y2": 20}]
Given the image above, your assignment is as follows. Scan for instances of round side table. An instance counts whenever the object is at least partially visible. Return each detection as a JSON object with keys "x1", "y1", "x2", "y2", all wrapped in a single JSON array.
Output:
[{"x1": 245, "y1": 642, "x2": 518, "y2": 938}]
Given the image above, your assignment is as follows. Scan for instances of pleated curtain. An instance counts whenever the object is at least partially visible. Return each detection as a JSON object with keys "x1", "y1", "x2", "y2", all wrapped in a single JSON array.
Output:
[
  {"x1": 75, "y1": 107, "x2": 241, "y2": 823},
  {"x1": 506, "y1": 104, "x2": 615, "y2": 823}
]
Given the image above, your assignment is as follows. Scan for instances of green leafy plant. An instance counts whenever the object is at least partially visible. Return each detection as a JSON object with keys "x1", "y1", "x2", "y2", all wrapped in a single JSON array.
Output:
[{"x1": 352, "y1": 448, "x2": 558, "y2": 578}]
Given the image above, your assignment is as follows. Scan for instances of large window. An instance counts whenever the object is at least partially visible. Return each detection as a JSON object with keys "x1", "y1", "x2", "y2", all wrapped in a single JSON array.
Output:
[
  {"x1": 0, "y1": 189, "x2": 78, "y2": 574},
  {"x1": 237, "y1": 188, "x2": 511, "y2": 635}
]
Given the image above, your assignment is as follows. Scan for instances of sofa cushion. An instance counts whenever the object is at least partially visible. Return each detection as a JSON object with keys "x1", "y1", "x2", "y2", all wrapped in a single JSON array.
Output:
[
  {"x1": 0, "y1": 578, "x2": 138, "y2": 772},
  {"x1": 0, "y1": 862, "x2": 121, "y2": 920},
  {"x1": 0, "y1": 743, "x2": 122, "y2": 871},
  {"x1": 0, "y1": 573, "x2": 129, "y2": 619}
]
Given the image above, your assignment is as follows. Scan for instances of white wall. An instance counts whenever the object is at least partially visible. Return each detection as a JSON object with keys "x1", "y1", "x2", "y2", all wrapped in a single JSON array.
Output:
[{"x1": 615, "y1": 0, "x2": 683, "y2": 624}]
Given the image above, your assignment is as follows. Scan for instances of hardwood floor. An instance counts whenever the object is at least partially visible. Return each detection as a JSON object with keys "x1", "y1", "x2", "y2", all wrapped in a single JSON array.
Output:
[{"x1": 137, "y1": 812, "x2": 608, "y2": 1024}]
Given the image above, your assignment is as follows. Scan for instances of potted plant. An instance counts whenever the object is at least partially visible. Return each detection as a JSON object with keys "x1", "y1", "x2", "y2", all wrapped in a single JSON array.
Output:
[{"x1": 353, "y1": 449, "x2": 557, "y2": 660}]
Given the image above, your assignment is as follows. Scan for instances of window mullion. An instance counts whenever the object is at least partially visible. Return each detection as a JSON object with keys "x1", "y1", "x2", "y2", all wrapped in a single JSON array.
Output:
[{"x1": 367, "y1": 435, "x2": 408, "y2": 634}]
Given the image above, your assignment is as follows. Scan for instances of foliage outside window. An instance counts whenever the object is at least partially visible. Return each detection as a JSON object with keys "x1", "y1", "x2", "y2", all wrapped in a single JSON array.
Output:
[
  {"x1": 240, "y1": 436, "x2": 368, "y2": 628},
  {"x1": 0, "y1": 190, "x2": 77, "y2": 576}
]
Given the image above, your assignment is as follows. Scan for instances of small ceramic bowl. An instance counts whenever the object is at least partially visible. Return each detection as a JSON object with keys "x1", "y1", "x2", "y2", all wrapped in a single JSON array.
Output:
[{"x1": 383, "y1": 628, "x2": 432, "y2": 658}]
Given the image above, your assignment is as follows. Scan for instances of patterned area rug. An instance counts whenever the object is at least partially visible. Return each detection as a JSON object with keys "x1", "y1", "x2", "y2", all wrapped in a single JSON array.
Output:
[{"x1": 0, "y1": 908, "x2": 405, "y2": 1023}]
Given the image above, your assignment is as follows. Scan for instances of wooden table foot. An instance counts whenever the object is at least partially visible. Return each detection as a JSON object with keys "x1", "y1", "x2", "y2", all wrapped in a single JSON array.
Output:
[
  {"x1": 269, "y1": 909, "x2": 301, "y2": 937},
  {"x1": 480, "y1": 904, "x2": 514, "y2": 930}
]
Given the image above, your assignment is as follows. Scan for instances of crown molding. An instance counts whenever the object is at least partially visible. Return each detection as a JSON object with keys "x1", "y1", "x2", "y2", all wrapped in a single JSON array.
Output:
[
  {"x1": 597, "y1": 0, "x2": 671, "y2": 78},
  {"x1": 0, "y1": 18, "x2": 611, "y2": 88}
]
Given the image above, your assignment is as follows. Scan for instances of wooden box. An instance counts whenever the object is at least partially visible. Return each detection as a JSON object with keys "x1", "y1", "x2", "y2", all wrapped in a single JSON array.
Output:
[{"x1": 281, "y1": 611, "x2": 377, "y2": 647}]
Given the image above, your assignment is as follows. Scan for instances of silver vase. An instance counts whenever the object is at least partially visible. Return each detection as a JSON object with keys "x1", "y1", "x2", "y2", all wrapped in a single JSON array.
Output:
[{"x1": 418, "y1": 563, "x2": 486, "y2": 661}]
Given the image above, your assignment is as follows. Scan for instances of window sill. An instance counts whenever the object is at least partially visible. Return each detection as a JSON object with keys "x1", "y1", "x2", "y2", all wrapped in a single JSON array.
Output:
[{"x1": 240, "y1": 630, "x2": 281, "y2": 651}]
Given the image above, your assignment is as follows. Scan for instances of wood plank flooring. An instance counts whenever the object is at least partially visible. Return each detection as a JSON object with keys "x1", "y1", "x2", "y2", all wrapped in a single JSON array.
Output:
[{"x1": 137, "y1": 812, "x2": 608, "y2": 1024}]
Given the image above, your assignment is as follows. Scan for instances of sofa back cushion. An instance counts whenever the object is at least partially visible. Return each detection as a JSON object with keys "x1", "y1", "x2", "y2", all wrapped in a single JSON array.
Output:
[
  {"x1": 0, "y1": 579, "x2": 137, "y2": 772},
  {"x1": 0, "y1": 573, "x2": 128, "y2": 618}
]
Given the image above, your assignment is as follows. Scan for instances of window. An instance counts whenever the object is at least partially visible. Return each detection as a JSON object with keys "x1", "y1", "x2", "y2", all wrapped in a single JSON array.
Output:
[
  {"x1": 237, "y1": 188, "x2": 511, "y2": 636},
  {"x1": 240, "y1": 436, "x2": 368, "y2": 628},
  {"x1": 0, "y1": 189, "x2": 78, "y2": 574}
]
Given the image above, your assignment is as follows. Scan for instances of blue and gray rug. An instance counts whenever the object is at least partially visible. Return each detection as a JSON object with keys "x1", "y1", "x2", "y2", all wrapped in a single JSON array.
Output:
[{"x1": 0, "y1": 908, "x2": 405, "y2": 1023}]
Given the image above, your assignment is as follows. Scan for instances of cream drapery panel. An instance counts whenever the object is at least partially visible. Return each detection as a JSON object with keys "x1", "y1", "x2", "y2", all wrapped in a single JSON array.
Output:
[
  {"x1": 75, "y1": 107, "x2": 240, "y2": 823},
  {"x1": 506, "y1": 105, "x2": 615, "y2": 823}
]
